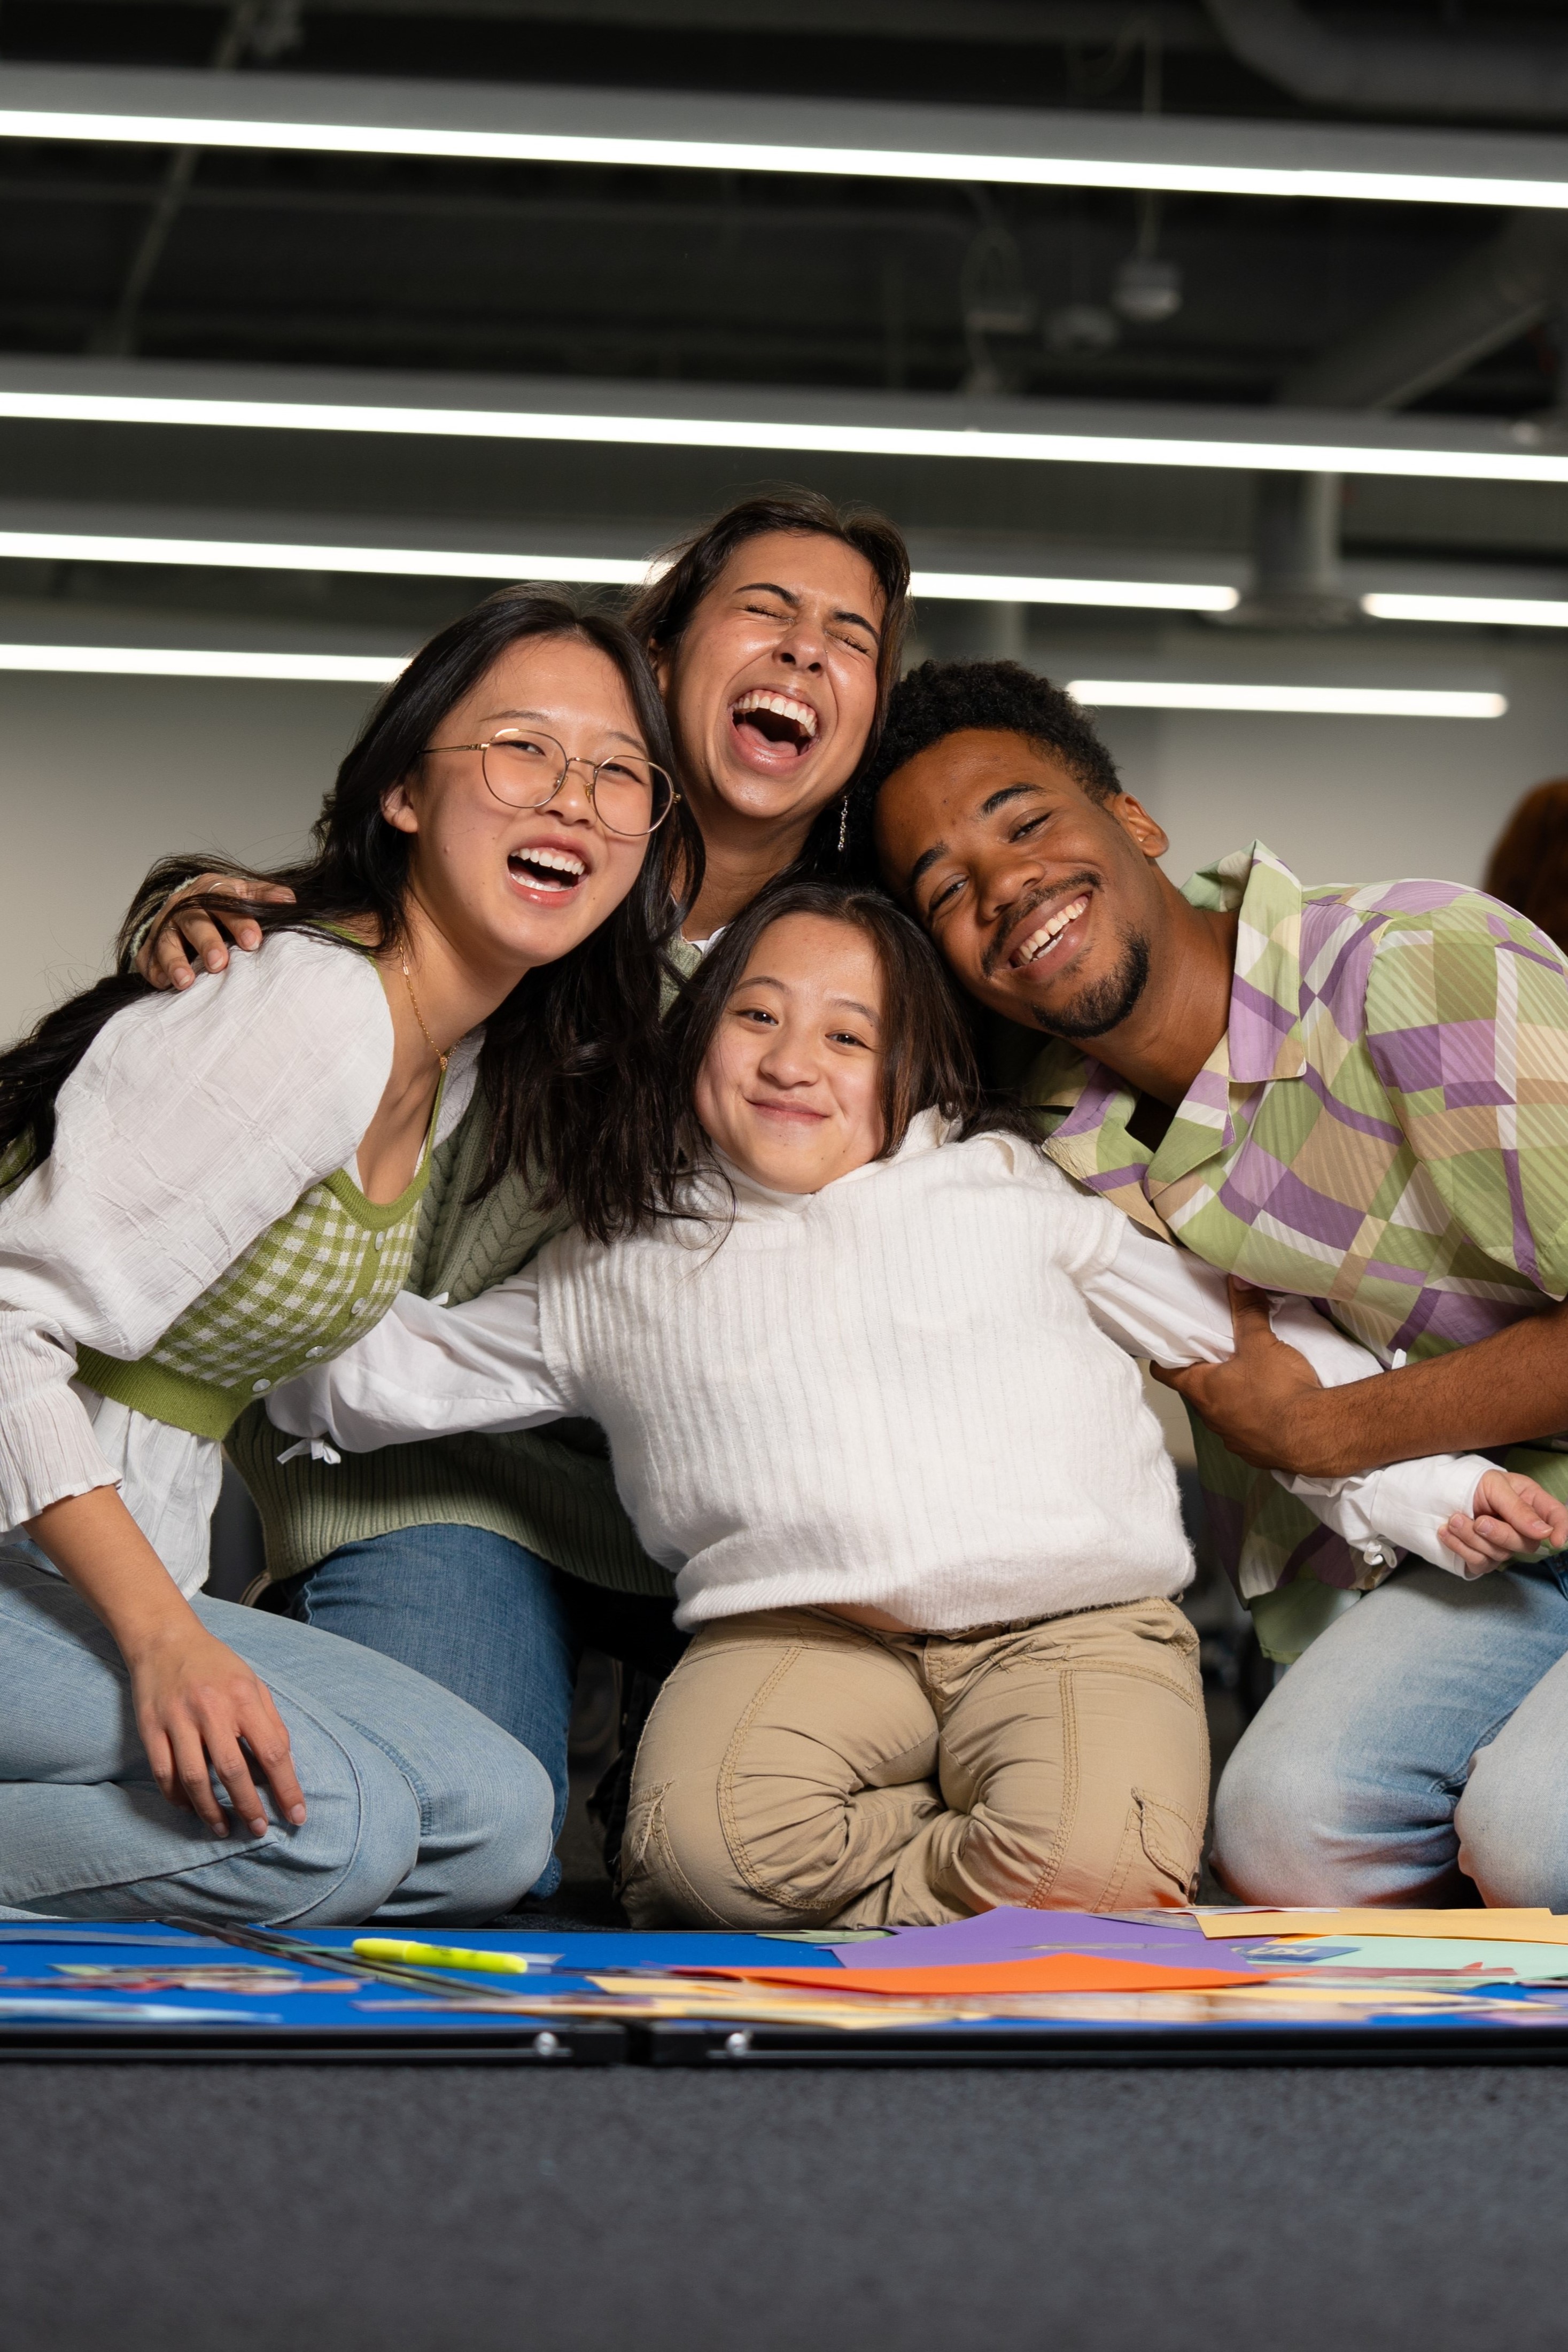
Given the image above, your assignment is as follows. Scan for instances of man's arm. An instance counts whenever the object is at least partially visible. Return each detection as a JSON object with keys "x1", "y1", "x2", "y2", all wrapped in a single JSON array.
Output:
[{"x1": 1156, "y1": 1282, "x2": 1568, "y2": 1479}]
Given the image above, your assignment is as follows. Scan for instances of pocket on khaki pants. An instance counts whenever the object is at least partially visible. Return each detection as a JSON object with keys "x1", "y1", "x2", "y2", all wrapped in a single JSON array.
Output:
[{"x1": 1132, "y1": 1786, "x2": 1204, "y2": 1903}]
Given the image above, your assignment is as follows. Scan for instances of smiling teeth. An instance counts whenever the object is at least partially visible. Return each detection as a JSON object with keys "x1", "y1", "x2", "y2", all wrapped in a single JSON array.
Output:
[
  {"x1": 515, "y1": 845, "x2": 586, "y2": 878},
  {"x1": 1012, "y1": 896, "x2": 1089, "y2": 967},
  {"x1": 732, "y1": 688, "x2": 819, "y2": 739}
]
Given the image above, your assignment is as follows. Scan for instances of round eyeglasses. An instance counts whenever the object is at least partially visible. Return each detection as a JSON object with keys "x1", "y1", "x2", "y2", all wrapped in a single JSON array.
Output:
[{"x1": 424, "y1": 728, "x2": 678, "y2": 839}]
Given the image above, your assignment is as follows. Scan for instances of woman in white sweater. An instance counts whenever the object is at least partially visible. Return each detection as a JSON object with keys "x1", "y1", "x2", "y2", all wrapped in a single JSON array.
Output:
[
  {"x1": 0, "y1": 587, "x2": 694, "y2": 1926},
  {"x1": 274, "y1": 882, "x2": 1564, "y2": 1926}
]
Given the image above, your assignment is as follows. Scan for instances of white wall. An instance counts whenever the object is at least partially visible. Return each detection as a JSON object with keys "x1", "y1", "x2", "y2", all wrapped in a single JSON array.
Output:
[
  {"x1": 0, "y1": 673, "x2": 378, "y2": 1037},
  {"x1": 1067, "y1": 642, "x2": 1568, "y2": 902},
  {"x1": 3, "y1": 634, "x2": 1565, "y2": 1042}
]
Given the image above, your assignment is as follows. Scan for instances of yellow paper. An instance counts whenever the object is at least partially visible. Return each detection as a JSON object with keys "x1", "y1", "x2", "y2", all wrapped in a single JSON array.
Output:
[{"x1": 1196, "y1": 1908, "x2": 1568, "y2": 1945}]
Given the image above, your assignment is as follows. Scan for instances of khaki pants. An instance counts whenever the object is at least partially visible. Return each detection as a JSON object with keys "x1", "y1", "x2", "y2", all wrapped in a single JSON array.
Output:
[{"x1": 619, "y1": 1597, "x2": 1208, "y2": 1929}]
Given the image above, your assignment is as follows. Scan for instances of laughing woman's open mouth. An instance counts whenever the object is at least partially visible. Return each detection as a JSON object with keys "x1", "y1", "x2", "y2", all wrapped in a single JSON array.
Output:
[
  {"x1": 507, "y1": 841, "x2": 589, "y2": 896},
  {"x1": 729, "y1": 688, "x2": 821, "y2": 771}
]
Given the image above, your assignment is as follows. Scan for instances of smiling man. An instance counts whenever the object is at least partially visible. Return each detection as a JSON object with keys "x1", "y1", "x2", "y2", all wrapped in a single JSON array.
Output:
[{"x1": 858, "y1": 654, "x2": 1568, "y2": 1909}]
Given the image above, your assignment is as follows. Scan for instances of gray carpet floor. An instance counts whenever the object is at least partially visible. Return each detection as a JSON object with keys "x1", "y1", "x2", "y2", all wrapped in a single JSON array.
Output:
[{"x1": 4, "y1": 2059, "x2": 1567, "y2": 2352}]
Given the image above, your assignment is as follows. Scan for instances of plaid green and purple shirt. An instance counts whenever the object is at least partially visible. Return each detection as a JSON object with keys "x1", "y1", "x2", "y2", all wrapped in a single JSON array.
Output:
[{"x1": 1025, "y1": 842, "x2": 1568, "y2": 1648}]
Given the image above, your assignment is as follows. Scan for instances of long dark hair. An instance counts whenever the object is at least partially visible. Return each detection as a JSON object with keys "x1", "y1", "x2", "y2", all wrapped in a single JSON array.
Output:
[
  {"x1": 626, "y1": 488, "x2": 913, "y2": 876},
  {"x1": 661, "y1": 876, "x2": 1036, "y2": 1202},
  {"x1": 0, "y1": 587, "x2": 703, "y2": 1239}
]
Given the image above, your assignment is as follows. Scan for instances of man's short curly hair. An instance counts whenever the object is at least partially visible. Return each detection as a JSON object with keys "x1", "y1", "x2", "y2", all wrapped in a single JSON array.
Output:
[{"x1": 851, "y1": 658, "x2": 1121, "y2": 858}]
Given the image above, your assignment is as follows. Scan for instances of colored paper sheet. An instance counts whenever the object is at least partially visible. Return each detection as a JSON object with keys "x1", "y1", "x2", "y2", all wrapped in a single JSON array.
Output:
[
  {"x1": 1198, "y1": 1909, "x2": 1568, "y2": 1945},
  {"x1": 683, "y1": 1954, "x2": 1278, "y2": 1994},
  {"x1": 758, "y1": 1929, "x2": 892, "y2": 1944},
  {"x1": 1263, "y1": 1936, "x2": 1568, "y2": 1981},
  {"x1": 572, "y1": 1971, "x2": 1549, "y2": 2025},
  {"x1": 829, "y1": 1907, "x2": 1213, "y2": 1970}
]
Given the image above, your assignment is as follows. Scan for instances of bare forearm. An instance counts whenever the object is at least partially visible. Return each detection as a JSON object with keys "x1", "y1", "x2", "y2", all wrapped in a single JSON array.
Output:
[
  {"x1": 1159, "y1": 1280, "x2": 1568, "y2": 1479},
  {"x1": 27, "y1": 1488, "x2": 198, "y2": 1662},
  {"x1": 1239, "y1": 1308, "x2": 1568, "y2": 1478}
]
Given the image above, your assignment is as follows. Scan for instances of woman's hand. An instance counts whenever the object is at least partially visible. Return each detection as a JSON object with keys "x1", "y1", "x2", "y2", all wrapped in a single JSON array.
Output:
[
  {"x1": 138, "y1": 875, "x2": 295, "y2": 992},
  {"x1": 1439, "y1": 1471, "x2": 1568, "y2": 1578},
  {"x1": 123, "y1": 1617, "x2": 307, "y2": 1836},
  {"x1": 27, "y1": 1487, "x2": 308, "y2": 1836}
]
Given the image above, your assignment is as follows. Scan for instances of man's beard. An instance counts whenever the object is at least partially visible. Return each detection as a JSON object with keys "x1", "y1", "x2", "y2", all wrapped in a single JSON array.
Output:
[{"x1": 1029, "y1": 926, "x2": 1151, "y2": 1040}]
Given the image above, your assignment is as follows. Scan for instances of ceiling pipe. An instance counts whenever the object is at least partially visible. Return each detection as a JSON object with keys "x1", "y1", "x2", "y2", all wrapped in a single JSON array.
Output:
[
  {"x1": 1285, "y1": 212, "x2": 1568, "y2": 412},
  {"x1": 1228, "y1": 213, "x2": 1568, "y2": 625},
  {"x1": 1205, "y1": 0, "x2": 1568, "y2": 122}
]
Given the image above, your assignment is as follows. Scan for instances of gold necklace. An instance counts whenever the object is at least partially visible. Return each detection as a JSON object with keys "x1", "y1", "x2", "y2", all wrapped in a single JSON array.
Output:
[{"x1": 400, "y1": 957, "x2": 451, "y2": 1072}]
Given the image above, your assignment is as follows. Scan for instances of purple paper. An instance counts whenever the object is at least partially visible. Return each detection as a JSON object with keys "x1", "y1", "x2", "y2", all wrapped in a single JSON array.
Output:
[{"x1": 829, "y1": 1908, "x2": 1237, "y2": 1969}]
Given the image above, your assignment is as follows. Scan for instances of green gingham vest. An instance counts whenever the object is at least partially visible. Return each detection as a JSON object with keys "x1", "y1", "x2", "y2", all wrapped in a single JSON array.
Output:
[{"x1": 76, "y1": 1142, "x2": 439, "y2": 1443}]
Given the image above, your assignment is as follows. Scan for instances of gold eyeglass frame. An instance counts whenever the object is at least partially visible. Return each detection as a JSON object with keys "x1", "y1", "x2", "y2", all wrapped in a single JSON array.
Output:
[{"x1": 424, "y1": 728, "x2": 680, "y2": 840}]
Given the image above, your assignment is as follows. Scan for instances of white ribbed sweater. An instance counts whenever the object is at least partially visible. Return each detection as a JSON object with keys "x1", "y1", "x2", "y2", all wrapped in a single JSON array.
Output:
[
  {"x1": 276, "y1": 1111, "x2": 1497, "y2": 1629},
  {"x1": 539, "y1": 1118, "x2": 1189, "y2": 1629}
]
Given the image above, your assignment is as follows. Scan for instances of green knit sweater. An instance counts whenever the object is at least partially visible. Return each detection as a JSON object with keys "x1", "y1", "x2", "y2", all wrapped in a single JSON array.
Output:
[{"x1": 227, "y1": 1085, "x2": 675, "y2": 1598}]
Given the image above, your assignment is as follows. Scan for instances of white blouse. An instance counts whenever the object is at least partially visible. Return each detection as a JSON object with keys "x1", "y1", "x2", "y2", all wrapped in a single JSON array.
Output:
[{"x1": 0, "y1": 931, "x2": 479, "y2": 1596}]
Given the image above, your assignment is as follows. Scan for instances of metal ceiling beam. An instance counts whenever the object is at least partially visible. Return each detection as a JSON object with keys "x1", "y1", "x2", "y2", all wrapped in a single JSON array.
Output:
[
  {"x1": 2, "y1": 353, "x2": 1566, "y2": 482},
  {"x1": 73, "y1": 0, "x2": 1222, "y2": 43},
  {"x1": 5, "y1": 60, "x2": 1568, "y2": 207},
  {"x1": 90, "y1": 0, "x2": 283, "y2": 359}
]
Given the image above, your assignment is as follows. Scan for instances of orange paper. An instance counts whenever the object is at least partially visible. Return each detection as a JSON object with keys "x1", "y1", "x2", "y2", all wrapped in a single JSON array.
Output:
[{"x1": 682, "y1": 1954, "x2": 1278, "y2": 1995}]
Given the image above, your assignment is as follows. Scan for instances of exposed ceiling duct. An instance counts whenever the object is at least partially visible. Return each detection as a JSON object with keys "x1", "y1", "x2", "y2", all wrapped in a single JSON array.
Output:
[
  {"x1": 1235, "y1": 206, "x2": 1568, "y2": 626},
  {"x1": 1285, "y1": 211, "x2": 1568, "y2": 413},
  {"x1": 1206, "y1": 0, "x2": 1568, "y2": 123}
]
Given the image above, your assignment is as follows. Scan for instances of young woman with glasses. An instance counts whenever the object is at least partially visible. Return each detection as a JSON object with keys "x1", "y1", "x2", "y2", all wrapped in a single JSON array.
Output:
[
  {"x1": 0, "y1": 587, "x2": 689, "y2": 1923},
  {"x1": 131, "y1": 490, "x2": 911, "y2": 1894}
]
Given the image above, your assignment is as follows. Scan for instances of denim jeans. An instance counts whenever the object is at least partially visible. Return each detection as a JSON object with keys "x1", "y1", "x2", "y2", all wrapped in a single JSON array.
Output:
[
  {"x1": 283, "y1": 1524, "x2": 684, "y2": 1899},
  {"x1": 286, "y1": 1526, "x2": 578, "y2": 1896},
  {"x1": 1213, "y1": 1559, "x2": 1568, "y2": 1907},
  {"x1": 0, "y1": 1545, "x2": 554, "y2": 1926}
]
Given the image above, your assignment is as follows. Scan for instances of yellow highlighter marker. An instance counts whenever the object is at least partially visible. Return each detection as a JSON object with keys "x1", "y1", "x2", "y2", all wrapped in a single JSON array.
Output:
[{"x1": 353, "y1": 1938, "x2": 555, "y2": 1976}]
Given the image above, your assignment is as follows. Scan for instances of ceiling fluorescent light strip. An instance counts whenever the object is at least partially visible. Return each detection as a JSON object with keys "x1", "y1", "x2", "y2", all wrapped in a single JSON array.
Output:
[
  {"x1": 1067, "y1": 680, "x2": 1507, "y2": 718},
  {"x1": 0, "y1": 654, "x2": 1504, "y2": 707},
  {"x1": 3, "y1": 105, "x2": 1567, "y2": 211},
  {"x1": 911, "y1": 570, "x2": 1238, "y2": 610},
  {"x1": 3, "y1": 386, "x2": 1568, "y2": 486},
  {"x1": 0, "y1": 643, "x2": 404, "y2": 681},
  {"x1": 1363, "y1": 591, "x2": 1568, "y2": 628},
  {"x1": 0, "y1": 529, "x2": 650, "y2": 584},
  {"x1": 0, "y1": 528, "x2": 1239, "y2": 609}
]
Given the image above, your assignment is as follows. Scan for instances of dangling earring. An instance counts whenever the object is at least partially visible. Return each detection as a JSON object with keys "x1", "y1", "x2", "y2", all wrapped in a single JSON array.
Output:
[{"x1": 837, "y1": 794, "x2": 849, "y2": 856}]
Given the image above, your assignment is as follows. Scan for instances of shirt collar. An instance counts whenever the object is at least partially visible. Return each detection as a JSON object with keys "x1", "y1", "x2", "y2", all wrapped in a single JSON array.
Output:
[
  {"x1": 1197, "y1": 840, "x2": 1307, "y2": 1087},
  {"x1": 1032, "y1": 841, "x2": 1307, "y2": 1189},
  {"x1": 698, "y1": 1105, "x2": 952, "y2": 1217}
]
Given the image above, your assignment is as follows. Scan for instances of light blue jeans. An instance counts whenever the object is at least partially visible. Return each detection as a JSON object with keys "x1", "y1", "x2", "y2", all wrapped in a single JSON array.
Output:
[
  {"x1": 285, "y1": 1526, "x2": 580, "y2": 1898},
  {"x1": 0, "y1": 1546, "x2": 555, "y2": 1926},
  {"x1": 1214, "y1": 1561, "x2": 1568, "y2": 1907}
]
